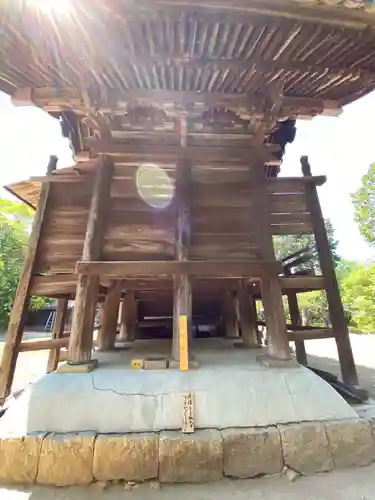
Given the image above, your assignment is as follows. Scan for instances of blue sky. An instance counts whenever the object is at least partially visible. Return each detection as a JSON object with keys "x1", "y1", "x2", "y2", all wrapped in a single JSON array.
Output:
[{"x1": 0, "y1": 90, "x2": 374, "y2": 261}]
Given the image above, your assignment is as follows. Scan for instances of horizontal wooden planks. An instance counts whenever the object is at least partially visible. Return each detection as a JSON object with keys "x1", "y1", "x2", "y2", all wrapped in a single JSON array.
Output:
[{"x1": 76, "y1": 260, "x2": 283, "y2": 277}]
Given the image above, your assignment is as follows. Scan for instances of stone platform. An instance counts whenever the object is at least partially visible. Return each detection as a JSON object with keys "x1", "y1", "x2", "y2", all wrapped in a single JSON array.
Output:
[{"x1": 0, "y1": 338, "x2": 374, "y2": 485}]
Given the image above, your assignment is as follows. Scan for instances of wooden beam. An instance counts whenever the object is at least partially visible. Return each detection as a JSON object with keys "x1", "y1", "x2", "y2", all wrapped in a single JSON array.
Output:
[
  {"x1": 287, "y1": 329, "x2": 334, "y2": 341},
  {"x1": 47, "y1": 298, "x2": 69, "y2": 373},
  {"x1": 68, "y1": 155, "x2": 113, "y2": 365},
  {"x1": 20, "y1": 337, "x2": 70, "y2": 352},
  {"x1": 15, "y1": 87, "x2": 343, "y2": 119},
  {"x1": 76, "y1": 260, "x2": 283, "y2": 278},
  {"x1": 97, "y1": 280, "x2": 123, "y2": 350},
  {"x1": 86, "y1": 139, "x2": 278, "y2": 162},
  {"x1": 250, "y1": 93, "x2": 291, "y2": 361},
  {"x1": 118, "y1": 293, "x2": 137, "y2": 342},
  {"x1": 172, "y1": 128, "x2": 192, "y2": 362},
  {"x1": 0, "y1": 155, "x2": 57, "y2": 403},
  {"x1": 301, "y1": 155, "x2": 358, "y2": 387},
  {"x1": 222, "y1": 292, "x2": 240, "y2": 338},
  {"x1": 238, "y1": 281, "x2": 259, "y2": 348},
  {"x1": 285, "y1": 269, "x2": 307, "y2": 365}
]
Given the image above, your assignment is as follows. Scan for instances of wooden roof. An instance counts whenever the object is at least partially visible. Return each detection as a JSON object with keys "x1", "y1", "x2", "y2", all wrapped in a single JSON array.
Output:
[{"x1": 2, "y1": 0, "x2": 375, "y2": 106}]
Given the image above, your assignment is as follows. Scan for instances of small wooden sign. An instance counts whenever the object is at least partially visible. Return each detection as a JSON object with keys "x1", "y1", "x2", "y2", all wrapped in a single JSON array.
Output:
[
  {"x1": 182, "y1": 393, "x2": 194, "y2": 434},
  {"x1": 178, "y1": 314, "x2": 189, "y2": 371}
]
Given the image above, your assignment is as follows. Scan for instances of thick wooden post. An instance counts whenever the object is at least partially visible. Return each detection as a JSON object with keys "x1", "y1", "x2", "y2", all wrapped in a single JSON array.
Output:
[
  {"x1": 0, "y1": 155, "x2": 57, "y2": 403},
  {"x1": 97, "y1": 281, "x2": 123, "y2": 350},
  {"x1": 222, "y1": 292, "x2": 240, "y2": 338},
  {"x1": 237, "y1": 281, "x2": 259, "y2": 347},
  {"x1": 287, "y1": 290, "x2": 307, "y2": 365},
  {"x1": 68, "y1": 155, "x2": 113, "y2": 365},
  {"x1": 172, "y1": 117, "x2": 192, "y2": 362},
  {"x1": 118, "y1": 292, "x2": 137, "y2": 342},
  {"x1": 47, "y1": 298, "x2": 69, "y2": 373},
  {"x1": 301, "y1": 156, "x2": 358, "y2": 386},
  {"x1": 252, "y1": 162, "x2": 291, "y2": 361}
]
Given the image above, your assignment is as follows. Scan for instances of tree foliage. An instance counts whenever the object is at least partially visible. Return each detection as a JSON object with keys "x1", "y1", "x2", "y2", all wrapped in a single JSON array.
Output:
[
  {"x1": 340, "y1": 263, "x2": 375, "y2": 333},
  {"x1": 352, "y1": 163, "x2": 375, "y2": 247},
  {"x1": 273, "y1": 218, "x2": 340, "y2": 271},
  {"x1": 0, "y1": 198, "x2": 50, "y2": 329}
]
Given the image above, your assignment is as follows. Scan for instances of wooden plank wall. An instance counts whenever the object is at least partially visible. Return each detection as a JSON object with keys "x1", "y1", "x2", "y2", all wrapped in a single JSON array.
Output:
[{"x1": 29, "y1": 164, "x2": 313, "y2": 297}]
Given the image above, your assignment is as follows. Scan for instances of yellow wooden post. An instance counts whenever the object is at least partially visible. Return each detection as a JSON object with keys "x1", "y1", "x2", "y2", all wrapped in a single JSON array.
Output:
[{"x1": 179, "y1": 315, "x2": 189, "y2": 371}]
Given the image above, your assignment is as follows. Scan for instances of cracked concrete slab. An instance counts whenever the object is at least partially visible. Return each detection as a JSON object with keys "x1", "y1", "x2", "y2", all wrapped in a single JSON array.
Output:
[{"x1": 0, "y1": 341, "x2": 356, "y2": 434}]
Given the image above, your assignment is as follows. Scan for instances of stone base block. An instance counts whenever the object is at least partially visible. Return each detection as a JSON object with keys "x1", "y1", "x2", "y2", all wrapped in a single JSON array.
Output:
[
  {"x1": 56, "y1": 359, "x2": 98, "y2": 373},
  {"x1": 279, "y1": 422, "x2": 333, "y2": 474},
  {"x1": 37, "y1": 432, "x2": 95, "y2": 486},
  {"x1": 143, "y1": 357, "x2": 168, "y2": 370},
  {"x1": 93, "y1": 433, "x2": 159, "y2": 482},
  {"x1": 0, "y1": 434, "x2": 45, "y2": 484},
  {"x1": 222, "y1": 427, "x2": 283, "y2": 478},
  {"x1": 169, "y1": 358, "x2": 199, "y2": 369},
  {"x1": 159, "y1": 429, "x2": 222, "y2": 483},
  {"x1": 256, "y1": 354, "x2": 299, "y2": 368},
  {"x1": 325, "y1": 419, "x2": 375, "y2": 468}
]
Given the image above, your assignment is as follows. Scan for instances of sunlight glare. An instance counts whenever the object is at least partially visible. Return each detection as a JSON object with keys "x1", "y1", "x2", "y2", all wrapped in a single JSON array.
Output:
[{"x1": 28, "y1": 0, "x2": 72, "y2": 15}]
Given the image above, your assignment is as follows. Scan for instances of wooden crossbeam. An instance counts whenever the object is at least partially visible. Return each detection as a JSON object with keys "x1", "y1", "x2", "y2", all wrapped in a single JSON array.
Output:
[
  {"x1": 75, "y1": 261, "x2": 282, "y2": 278},
  {"x1": 85, "y1": 140, "x2": 279, "y2": 160},
  {"x1": 19, "y1": 337, "x2": 70, "y2": 353},
  {"x1": 12, "y1": 87, "x2": 343, "y2": 118},
  {"x1": 287, "y1": 329, "x2": 334, "y2": 341}
]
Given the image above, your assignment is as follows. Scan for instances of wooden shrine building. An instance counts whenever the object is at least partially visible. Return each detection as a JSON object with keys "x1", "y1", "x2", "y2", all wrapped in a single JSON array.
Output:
[{"x1": 2, "y1": 0, "x2": 375, "y2": 403}]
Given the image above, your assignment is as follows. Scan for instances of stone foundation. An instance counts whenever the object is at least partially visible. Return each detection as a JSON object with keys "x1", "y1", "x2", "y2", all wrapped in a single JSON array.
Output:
[{"x1": 1, "y1": 418, "x2": 375, "y2": 486}]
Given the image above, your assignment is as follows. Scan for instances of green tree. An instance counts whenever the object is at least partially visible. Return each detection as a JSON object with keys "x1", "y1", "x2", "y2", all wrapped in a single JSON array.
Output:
[
  {"x1": 340, "y1": 263, "x2": 375, "y2": 333},
  {"x1": 352, "y1": 163, "x2": 375, "y2": 247},
  {"x1": 0, "y1": 198, "x2": 50, "y2": 329},
  {"x1": 273, "y1": 218, "x2": 340, "y2": 271}
]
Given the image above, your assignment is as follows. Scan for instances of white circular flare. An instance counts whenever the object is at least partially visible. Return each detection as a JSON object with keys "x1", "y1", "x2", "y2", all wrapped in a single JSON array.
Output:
[{"x1": 136, "y1": 164, "x2": 175, "y2": 209}]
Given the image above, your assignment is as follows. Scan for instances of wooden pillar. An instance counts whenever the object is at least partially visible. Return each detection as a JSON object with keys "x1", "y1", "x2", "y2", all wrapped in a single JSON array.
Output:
[
  {"x1": 301, "y1": 156, "x2": 358, "y2": 386},
  {"x1": 47, "y1": 298, "x2": 69, "y2": 373},
  {"x1": 0, "y1": 155, "x2": 57, "y2": 403},
  {"x1": 68, "y1": 155, "x2": 113, "y2": 365},
  {"x1": 97, "y1": 281, "x2": 123, "y2": 350},
  {"x1": 118, "y1": 292, "x2": 137, "y2": 342},
  {"x1": 287, "y1": 290, "x2": 307, "y2": 365},
  {"x1": 252, "y1": 161, "x2": 290, "y2": 361},
  {"x1": 222, "y1": 292, "x2": 239, "y2": 338},
  {"x1": 237, "y1": 281, "x2": 259, "y2": 347},
  {"x1": 172, "y1": 118, "x2": 192, "y2": 362}
]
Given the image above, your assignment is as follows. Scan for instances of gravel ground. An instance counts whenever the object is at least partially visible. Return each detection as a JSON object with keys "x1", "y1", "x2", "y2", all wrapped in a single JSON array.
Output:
[{"x1": 2, "y1": 466, "x2": 375, "y2": 499}]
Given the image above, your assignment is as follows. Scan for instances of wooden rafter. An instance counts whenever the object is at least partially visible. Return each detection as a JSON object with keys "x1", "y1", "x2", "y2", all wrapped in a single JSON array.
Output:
[{"x1": 115, "y1": 0, "x2": 375, "y2": 29}]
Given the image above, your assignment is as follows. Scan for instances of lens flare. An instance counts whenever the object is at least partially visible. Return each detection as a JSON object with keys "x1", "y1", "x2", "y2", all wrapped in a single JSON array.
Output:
[
  {"x1": 28, "y1": 0, "x2": 72, "y2": 14},
  {"x1": 136, "y1": 164, "x2": 175, "y2": 209}
]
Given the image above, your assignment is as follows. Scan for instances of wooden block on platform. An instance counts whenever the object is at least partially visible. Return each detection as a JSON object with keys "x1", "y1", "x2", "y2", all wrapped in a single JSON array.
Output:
[
  {"x1": 143, "y1": 357, "x2": 168, "y2": 370},
  {"x1": 56, "y1": 360, "x2": 99, "y2": 373},
  {"x1": 256, "y1": 354, "x2": 298, "y2": 369}
]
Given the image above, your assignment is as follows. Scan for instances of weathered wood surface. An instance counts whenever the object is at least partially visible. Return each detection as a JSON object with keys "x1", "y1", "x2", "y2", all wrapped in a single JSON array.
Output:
[
  {"x1": 0, "y1": 155, "x2": 57, "y2": 403},
  {"x1": 97, "y1": 281, "x2": 123, "y2": 350},
  {"x1": 301, "y1": 156, "x2": 358, "y2": 387},
  {"x1": 47, "y1": 298, "x2": 69, "y2": 373},
  {"x1": 68, "y1": 155, "x2": 113, "y2": 364},
  {"x1": 118, "y1": 293, "x2": 137, "y2": 342},
  {"x1": 20, "y1": 337, "x2": 70, "y2": 352},
  {"x1": 76, "y1": 260, "x2": 283, "y2": 277}
]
